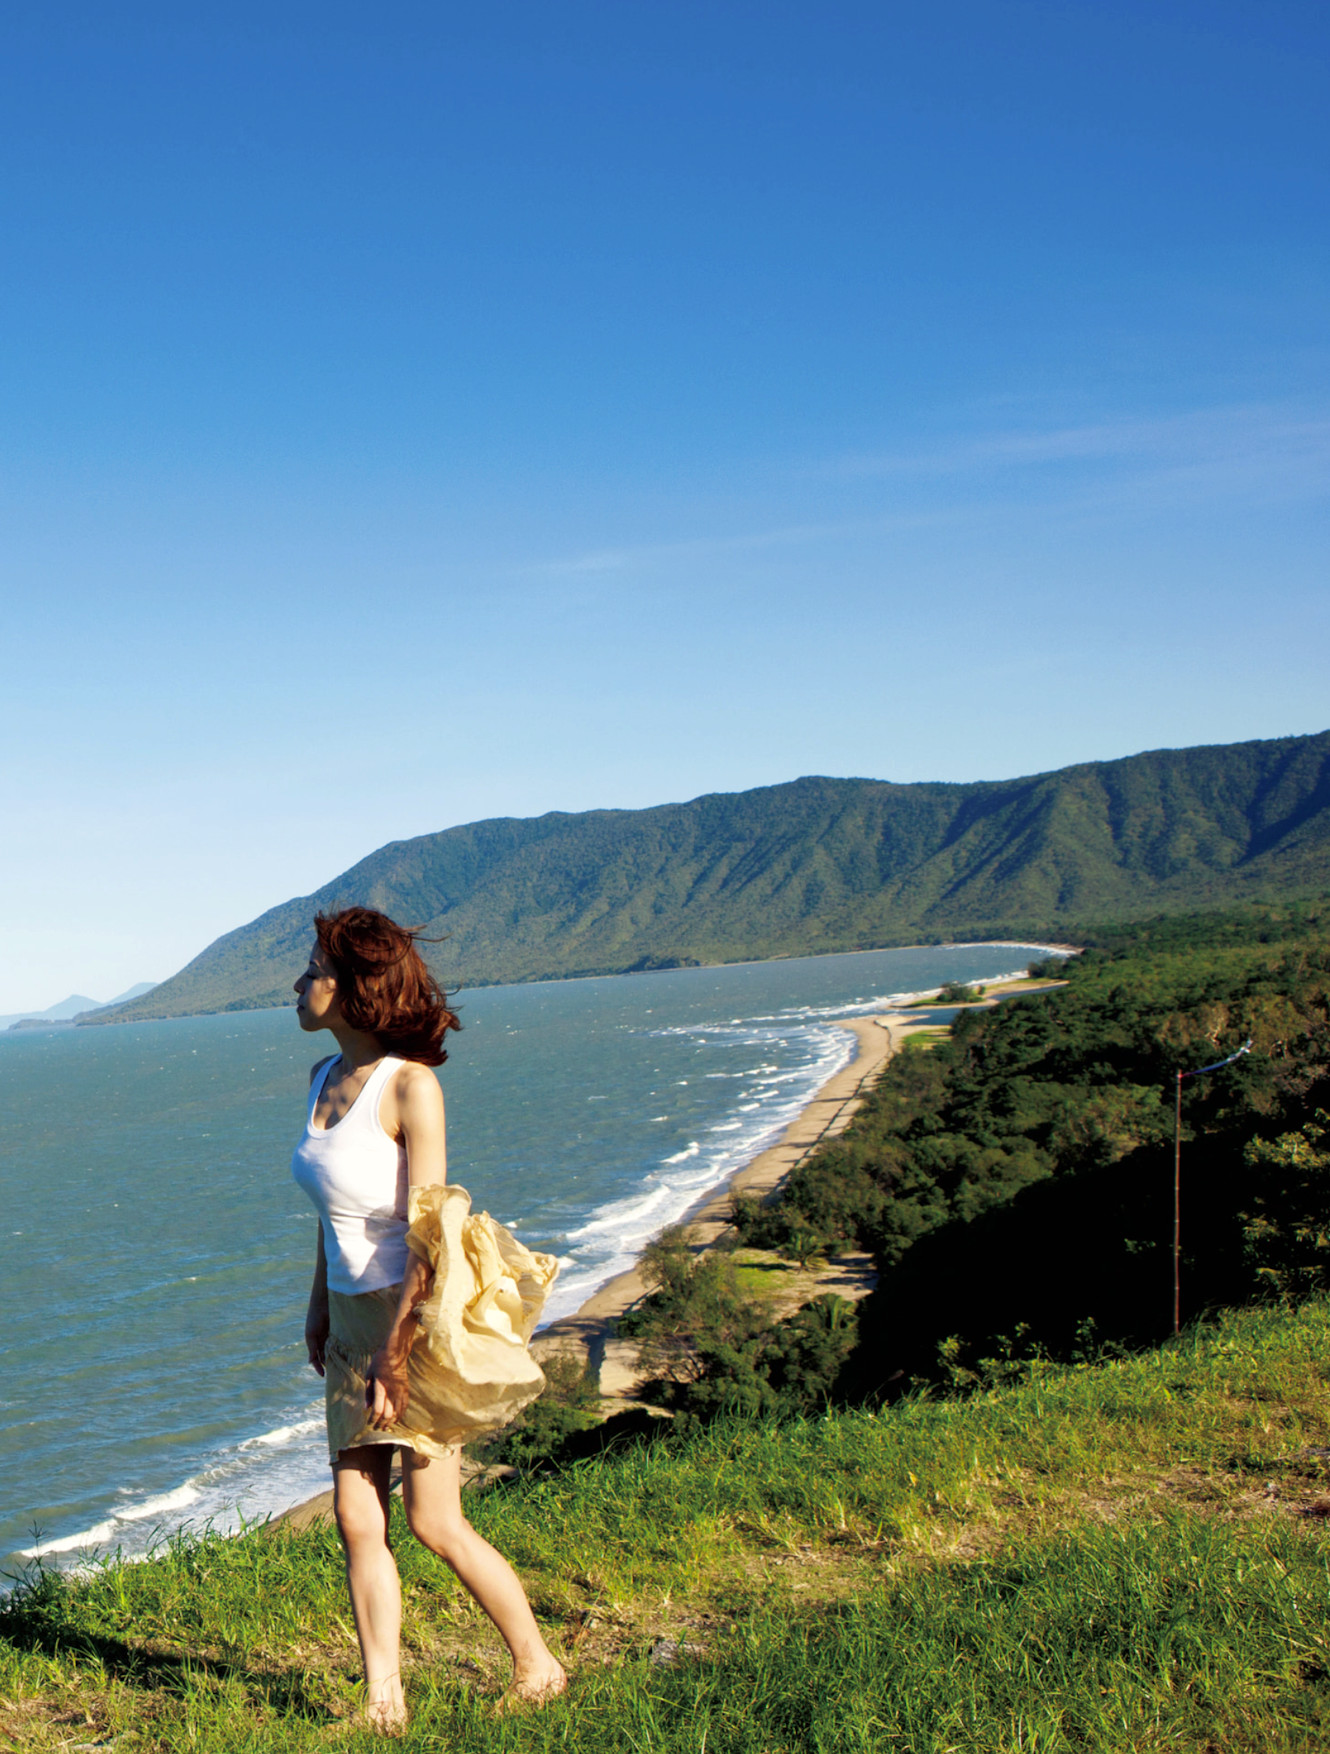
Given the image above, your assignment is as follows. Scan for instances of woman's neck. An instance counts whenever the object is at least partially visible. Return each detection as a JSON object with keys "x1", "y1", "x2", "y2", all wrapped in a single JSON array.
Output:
[{"x1": 328, "y1": 1025, "x2": 385, "y2": 1073}]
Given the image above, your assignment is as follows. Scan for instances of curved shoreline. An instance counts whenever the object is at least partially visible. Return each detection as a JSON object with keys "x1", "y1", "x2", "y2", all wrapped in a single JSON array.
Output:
[
  {"x1": 535, "y1": 970, "x2": 1072, "y2": 1380},
  {"x1": 528, "y1": 1012, "x2": 901, "y2": 1390}
]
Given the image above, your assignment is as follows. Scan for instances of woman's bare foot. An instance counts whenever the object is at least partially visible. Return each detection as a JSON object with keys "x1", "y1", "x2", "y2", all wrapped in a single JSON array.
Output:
[
  {"x1": 497, "y1": 1660, "x2": 568, "y2": 1712},
  {"x1": 363, "y1": 1672, "x2": 408, "y2": 1736}
]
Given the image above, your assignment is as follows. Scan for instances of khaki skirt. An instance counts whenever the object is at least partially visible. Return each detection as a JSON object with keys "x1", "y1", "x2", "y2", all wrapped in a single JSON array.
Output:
[{"x1": 324, "y1": 1183, "x2": 559, "y2": 1463}]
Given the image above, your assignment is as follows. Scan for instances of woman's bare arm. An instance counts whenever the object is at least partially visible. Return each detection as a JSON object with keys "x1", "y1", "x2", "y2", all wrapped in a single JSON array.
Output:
[
  {"x1": 366, "y1": 1064, "x2": 446, "y2": 1428},
  {"x1": 393, "y1": 1062, "x2": 447, "y2": 1189}
]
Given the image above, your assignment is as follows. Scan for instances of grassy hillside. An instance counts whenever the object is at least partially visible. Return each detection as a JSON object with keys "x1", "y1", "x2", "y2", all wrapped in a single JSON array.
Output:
[
  {"x1": 89, "y1": 730, "x2": 1330, "y2": 1022},
  {"x1": 5, "y1": 1301, "x2": 1330, "y2": 1750}
]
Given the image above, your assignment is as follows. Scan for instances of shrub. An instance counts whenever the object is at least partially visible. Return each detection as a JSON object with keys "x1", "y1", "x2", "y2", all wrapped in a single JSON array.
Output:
[
  {"x1": 936, "y1": 981, "x2": 984, "y2": 1003},
  {"x1": 480, "y1": 1348, "x2": 602, "y2": 1467},
  {"x1": 1241, "y1": 1112, "x2": 1330, "y2": 1299},
  {"x1": 624, "y1": 1227, "x2": 859, "y2": 1417}
]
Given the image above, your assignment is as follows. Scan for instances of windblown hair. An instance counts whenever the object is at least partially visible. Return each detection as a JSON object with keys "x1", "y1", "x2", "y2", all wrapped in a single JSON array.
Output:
[{"x1": 313, "y1": 907, "x2": 460, "y2": 1066}]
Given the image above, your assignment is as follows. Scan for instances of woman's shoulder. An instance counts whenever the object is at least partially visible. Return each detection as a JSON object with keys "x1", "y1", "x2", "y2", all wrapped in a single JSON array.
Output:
[
  {"x1": 390, "y1": 1058, "x2": 443, "y2": 1097},
  {"x1": 388, "y1": 1057, "x2": 442, "y2": 1114},
  {"x1": 308, "y1": 1052, "x2": 338, "y2": 1087}
]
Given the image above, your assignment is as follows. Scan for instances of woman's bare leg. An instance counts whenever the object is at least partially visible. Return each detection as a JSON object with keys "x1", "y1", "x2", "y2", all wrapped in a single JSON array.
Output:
[
  {"x1": 401, "y1": 1448, "x2": 566, "y2": 1702},
  {"x1": 333, "y1": 1446, "x2": 407, "y2": 1730}
]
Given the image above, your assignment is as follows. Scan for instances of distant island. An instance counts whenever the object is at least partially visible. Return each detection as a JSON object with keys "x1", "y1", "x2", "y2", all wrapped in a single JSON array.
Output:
[
  {"x1": 2, "y1": 982, "x2": 157, "y2": 1032},
  {"x1": 84, "y1": 730, "x2": 1330, "y2": 1026}
]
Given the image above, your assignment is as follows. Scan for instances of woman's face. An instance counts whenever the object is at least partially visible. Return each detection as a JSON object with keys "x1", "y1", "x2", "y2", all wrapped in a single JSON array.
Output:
[{"x1": 294, "y1": 942, "x2": 343, "y2": 1032}]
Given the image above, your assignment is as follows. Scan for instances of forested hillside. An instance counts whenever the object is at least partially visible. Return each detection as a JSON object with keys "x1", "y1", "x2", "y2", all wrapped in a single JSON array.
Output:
[
  {"x1": 701, "y1": 899, "x2": 1330, "y2": 1406},
  {"x1": 89, "y1": 730, "x2": 1330, "y2": 1022}
]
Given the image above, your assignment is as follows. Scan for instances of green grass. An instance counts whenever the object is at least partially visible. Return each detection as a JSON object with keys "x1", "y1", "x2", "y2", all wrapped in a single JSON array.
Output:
[
  {"x1": 728, "y1": 1253, "x2": 806, "y2": 1296},
  {"x1": 899, "y1": 1026, "x2": 950, "y2": 1049},
  {"x1": 7, "y1": 1301, "x2": 1330, "y2": 1750}
]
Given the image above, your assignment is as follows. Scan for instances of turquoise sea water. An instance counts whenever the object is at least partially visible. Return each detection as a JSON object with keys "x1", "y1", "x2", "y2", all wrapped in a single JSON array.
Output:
[{"x1": 0, "y1": 943, "x2": 1055, "y2": 1573}]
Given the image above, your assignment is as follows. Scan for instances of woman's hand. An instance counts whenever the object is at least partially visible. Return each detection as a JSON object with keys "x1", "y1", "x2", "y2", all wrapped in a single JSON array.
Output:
[
  {"x1": 366, "y1": 1347, "x2": 410, "y2": 1428},
  {"x1": 305, "y1": 1307, "x2": 330, "y2": 1377},
  {"x1": 367, "y1": 1251, "x2": 432, "y2": 1427}
]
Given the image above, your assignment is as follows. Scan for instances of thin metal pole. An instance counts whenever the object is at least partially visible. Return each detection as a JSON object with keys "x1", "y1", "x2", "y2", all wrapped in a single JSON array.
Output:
[
  {"x1": 1173, "y1": 1070, "x2": 1183, "y2": 1336},
  {"x1": 1170, "y1": 1040, "x2": 1249, "y2": 1341}
]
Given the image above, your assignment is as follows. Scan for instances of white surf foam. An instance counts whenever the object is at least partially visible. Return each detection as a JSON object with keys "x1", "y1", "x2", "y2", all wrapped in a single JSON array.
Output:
[
  {"x1": 17, "y1": 1409, "x2": 330, "y2": 1563},
  {"x1": 539, "y1": 1018, "x2": 854, "y2": 1322},
  {"x1": 537, "y1": 954, "x2": 1064, "y2": 1322},
  {"x1": 116, "y1": 1485, "x2": 202, "y2": 1523},
  {"x1": 20, "y1": 1519, "x2": 120, "y2": 1558},
  {"x1": 239, "y1": 1418, "x2": 322, "y2": 1450}
]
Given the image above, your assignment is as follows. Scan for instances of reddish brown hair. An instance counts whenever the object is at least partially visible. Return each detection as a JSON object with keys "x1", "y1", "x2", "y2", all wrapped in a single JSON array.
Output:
[{"x1": 313, "y1": 907, "x2": 460, "y2": 1066}]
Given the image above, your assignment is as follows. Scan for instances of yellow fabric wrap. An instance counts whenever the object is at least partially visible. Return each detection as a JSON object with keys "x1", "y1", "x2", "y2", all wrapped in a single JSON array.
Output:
[{"x1": 322, "y1": 1183, "x2": 559, "y2": 1462}]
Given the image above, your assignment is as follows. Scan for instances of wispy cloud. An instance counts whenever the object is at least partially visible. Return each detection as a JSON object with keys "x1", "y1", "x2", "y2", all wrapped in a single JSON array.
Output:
[
  {"x1": 525, "y1": 402, "x2": 1330, "y2": 577},
  {"x1": 832, "y1": 403, "x2": 1330, "y2": 484},
  {"x1": 525, "y1": 511, "x2": 943, "y2": 577}
]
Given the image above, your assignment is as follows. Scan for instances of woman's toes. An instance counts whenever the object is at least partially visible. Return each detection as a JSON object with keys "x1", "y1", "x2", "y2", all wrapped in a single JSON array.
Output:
[
  {"x1": 363, "y1": 1675, "x2": 408, "y2": 1736},
  {"x1": 498, "y1": 1663, "x2": 568, "y2": 1712}
]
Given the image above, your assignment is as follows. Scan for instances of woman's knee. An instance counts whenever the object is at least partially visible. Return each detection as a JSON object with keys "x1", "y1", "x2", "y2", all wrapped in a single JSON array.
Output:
[
  {"x1": 405, "y1": 1498, "x2": 469, "y2": 1557},
  {"x1": 333, "y1": 1459, "x2": 392, "y2": 1551},
  {"x1": 401, "y1": 1447, "x2": 468, "y2": 1555},
  {"x1": 335, "y1": 1496, "x2": 390, "y2": 1552}
]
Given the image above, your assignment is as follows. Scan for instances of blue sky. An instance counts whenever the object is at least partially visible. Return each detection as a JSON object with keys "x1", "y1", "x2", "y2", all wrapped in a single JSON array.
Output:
[{"x1": 2, "y1": 1, "x2": 1327, "y2": 1010}]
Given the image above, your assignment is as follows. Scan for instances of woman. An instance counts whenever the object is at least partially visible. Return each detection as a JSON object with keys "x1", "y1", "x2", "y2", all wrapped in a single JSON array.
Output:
[{"x1": 291, "y1": 906, "x2": 565, "y2": 1732}]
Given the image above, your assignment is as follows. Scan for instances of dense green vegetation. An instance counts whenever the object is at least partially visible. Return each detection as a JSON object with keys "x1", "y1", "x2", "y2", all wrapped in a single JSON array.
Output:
[
  {"x1": 725, "y1": 898, "x2": 1330, "y2": 1400},
  {"x1": 7, "y1": 1302, "x2": 1330, "y2": 1750},
  {"x1": 90, "y1": 729, "x2": 1330, "y2": 1020},
  {"x1": 618, "y1": 1228, "x2": 862, "y2": 1421}
]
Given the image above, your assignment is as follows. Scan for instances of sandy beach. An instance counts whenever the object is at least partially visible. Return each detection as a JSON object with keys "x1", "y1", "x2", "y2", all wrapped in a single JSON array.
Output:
[
  {"x1": 532, "y1": 975, "x2": 1068, "y2": 1396},
  {"x1": 529, "y1": 1010, "x2": 910, "y2": 1399},
  {"x1": 531, "y1": 975, "x2": 1070, "y2": 1399}
]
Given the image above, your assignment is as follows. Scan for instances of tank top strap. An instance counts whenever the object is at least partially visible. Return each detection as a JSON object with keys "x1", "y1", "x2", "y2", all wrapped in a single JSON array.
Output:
[
  {"x1": 306, "y1": 1055, "x2": 339, "y2": 1120},
  {"x1": 359, "y1": 1054, "x2": 404, "y2": 1138}
]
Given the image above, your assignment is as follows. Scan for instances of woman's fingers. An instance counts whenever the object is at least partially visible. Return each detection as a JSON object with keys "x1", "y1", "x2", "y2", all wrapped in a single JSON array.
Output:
[
  {"x1": 367, "y1": 1371, "x2": 407, "y2": 1428},
  {"x1": 367, "y1": 1374, "x2": 388, "y2": 1426}
]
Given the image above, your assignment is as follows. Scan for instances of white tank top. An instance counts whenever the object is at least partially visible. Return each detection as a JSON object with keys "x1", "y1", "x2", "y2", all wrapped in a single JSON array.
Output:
[{"x1": 291, "y1": 1055, "x2": 411, "y2": 1295}]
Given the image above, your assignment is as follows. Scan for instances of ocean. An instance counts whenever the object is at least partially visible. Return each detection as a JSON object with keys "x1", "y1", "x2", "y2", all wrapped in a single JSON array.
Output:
[{"x1": 0, "y1": 942, "x2": 1055, "y2": 1574}]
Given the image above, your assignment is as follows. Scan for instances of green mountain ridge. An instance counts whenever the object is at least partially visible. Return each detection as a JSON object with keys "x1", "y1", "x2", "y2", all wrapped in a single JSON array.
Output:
[{"x1": 86, "y1": 730, "x2": 1330, "y2": 1024}]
